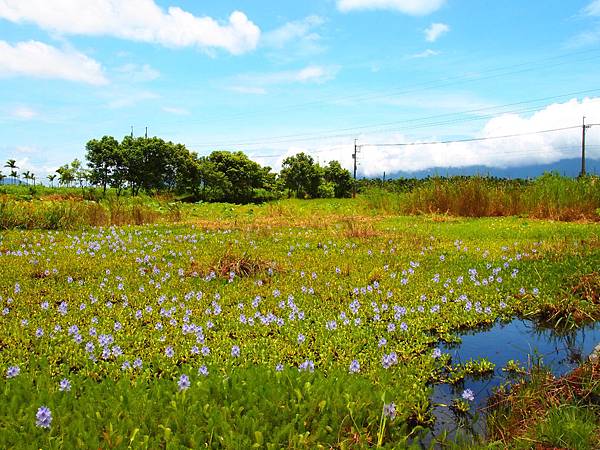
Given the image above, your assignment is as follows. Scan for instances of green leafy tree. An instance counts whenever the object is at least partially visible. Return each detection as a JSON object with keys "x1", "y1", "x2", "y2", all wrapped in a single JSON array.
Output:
[
  {"x1": 280, "y1": 152, "x2": 322, "y2": 198},
  {"x1": 208, "y1": 151, "x2": 268, "y2": 203},
  {"x1": 56, "y1": 165, "x2": 75, "y2": 187},
  {"x1": 323, "y1": 160, "x2": 353, "y2": 198},
  {"x1": 86, "y1": 136, "x2": 120, "y2": 195},
  {"x1": 71, "y1": 159, "x2": 88, "y2": 193}
]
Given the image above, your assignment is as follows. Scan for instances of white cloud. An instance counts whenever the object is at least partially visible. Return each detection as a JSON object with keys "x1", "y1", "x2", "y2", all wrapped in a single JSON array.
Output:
[
  {"x1": 162, "y1": 106, "x2": 190, "y2": 115},
  {"x1": 249, "y1": 97, "x2": 600, "y2": 176},
  {"x1": 584, "y1": 0, "x2": 600, "y2": 15},
  {"x1": 424, "y1": 22, "x2": 449, "y2": 42},
  {"x1": 0, "y1": 0, "x2": 260, "y2": 55},
  {"x1": 0, "y1": 40, "x2": 107, "y2": 85},
  {"x1": 11, "y1": 105, "x2": 38, "y2": 119},
  {"x1": 115, "y1": 63, "x2": 160, "y2": 82},
  {"x1": 263, "y1": 15, "x2": 324, "y2": 49},
  {"x1": 408, "y1": 48, "x2": 439, "y2": 58},
  {"x1": 337, "y1": 0, "x2": 446, "y2": 15}
]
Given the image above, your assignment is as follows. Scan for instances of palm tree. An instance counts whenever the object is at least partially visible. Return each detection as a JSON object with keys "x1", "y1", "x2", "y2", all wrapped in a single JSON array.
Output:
[
  {"x1": 0, "y1": 171, "x2": 5, "y2": 185},
  {"x1": 22, "y1": 170, "x2": 32, "y2": 186},
  {"x1": 47, "y1": 174, "x2": 57, "y2": 188},
  {"x1": 31, "y1": 173, "x2": 36, "y2": 187},
  {"x1": 4, "y1": 159, "x2": 18, "y2": 185},
  {"x1": 10, "y1": 170, "x2": 18, "y2": 185}
]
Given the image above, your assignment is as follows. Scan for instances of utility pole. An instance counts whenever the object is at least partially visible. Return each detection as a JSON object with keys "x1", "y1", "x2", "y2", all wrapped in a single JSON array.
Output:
[
  {"x1": 145, "y1": 126, "x2": 148, "y2": 139},
  {"x1": 352, "y1": 139, "x2": 358, "y2": 198},
  {"x1": 580, "y1": 116, "x2": 591, "y2": 177}
]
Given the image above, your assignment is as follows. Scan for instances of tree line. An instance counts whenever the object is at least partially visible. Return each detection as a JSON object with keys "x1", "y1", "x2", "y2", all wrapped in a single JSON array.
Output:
[{"x1": 2, "y1": 136, "x2": 354, "y2": 203}]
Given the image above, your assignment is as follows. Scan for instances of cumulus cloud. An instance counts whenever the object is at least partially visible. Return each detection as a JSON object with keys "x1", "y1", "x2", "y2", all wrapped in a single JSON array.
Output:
[
  {"x1": 424, "y1": 23, "x2": 449, "y2": 42},
  {"x1": 248, "y1": 97, "x2": 600, "y2": 176},
  {"x1": 337, "y1": 0, "x2": 446, "y2": 15},
  {"x1": 0, "y1": 0, "x2": 260, "y2": 54},
  {"x1": 0, "y1": 40, "x2": 107, "y2": 85}
]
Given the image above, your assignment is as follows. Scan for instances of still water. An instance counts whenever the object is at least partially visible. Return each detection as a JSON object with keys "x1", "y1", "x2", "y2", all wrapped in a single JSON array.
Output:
[{"x1": 430, "y1": 319, "x2": 600, "y2": 438}]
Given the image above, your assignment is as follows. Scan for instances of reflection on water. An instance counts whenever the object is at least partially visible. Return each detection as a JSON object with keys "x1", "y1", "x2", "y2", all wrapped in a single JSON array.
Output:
[{"x1": 428, "y1": 319, "x2": 600, "y2": 441}]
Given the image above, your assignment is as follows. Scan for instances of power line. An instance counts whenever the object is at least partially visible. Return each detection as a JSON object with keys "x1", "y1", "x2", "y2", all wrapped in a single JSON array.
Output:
[
  {"x1": 247, "y1": 143, "x2": 599, "y2": 162},
  {"x1": 154, "y1": 47, "x2": 600, "y2": 132},
  {"x1": 187, "y1": 89, "x2": 600, "y2": 148}
]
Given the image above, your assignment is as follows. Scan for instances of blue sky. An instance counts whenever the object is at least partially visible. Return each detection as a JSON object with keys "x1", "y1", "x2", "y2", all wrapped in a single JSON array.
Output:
[{"x1": 1, "y1": 0, "x2": 600, "y2": 178}]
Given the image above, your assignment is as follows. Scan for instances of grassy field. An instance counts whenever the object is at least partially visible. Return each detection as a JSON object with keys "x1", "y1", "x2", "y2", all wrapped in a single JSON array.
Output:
[
  {"x1": 2, "y1": 174, "x2": 599, "y2": 232},
  {"x1": 0, "y1": 198, "x2": 599, "y2": 448}
]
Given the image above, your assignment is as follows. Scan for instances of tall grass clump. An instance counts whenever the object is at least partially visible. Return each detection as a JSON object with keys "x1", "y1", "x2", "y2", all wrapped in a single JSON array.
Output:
[
  {"x1": 525, "y1": 173, "x2": 600, "y2": 220},
  {"x1": 363, "y1": 174, "x2": 600, "y2": 221},
  {"x1": 0, "y1": 196, "x2": 185, "y2": 230}
]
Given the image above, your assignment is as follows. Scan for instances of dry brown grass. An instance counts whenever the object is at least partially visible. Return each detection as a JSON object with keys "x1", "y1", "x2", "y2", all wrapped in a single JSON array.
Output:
[
  {"x1": 339, "y1": 216, "x2": 379, "y2": 239},
  {"x1": 571, "y1": 272, "x2": 600, "y2": 304},
  {"x1": 186, "y1": 247, "x2": 276, "y2": 279}
]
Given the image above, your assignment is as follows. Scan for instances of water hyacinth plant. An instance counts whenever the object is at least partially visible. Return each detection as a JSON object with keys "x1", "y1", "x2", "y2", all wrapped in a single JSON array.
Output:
[{"x1": 0, "y1": 208, "x2": 598, "y2": 447}]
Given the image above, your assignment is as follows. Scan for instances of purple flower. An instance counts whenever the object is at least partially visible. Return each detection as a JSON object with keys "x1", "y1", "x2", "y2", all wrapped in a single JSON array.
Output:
[
  {"x1": 462, "y1": 388, "x2": 475, "y2": 402},
  {"x1": 198, "y1": 365, "x2": 209, "y2": 376},
  {"x1": 59, "y1": 378, "x2": 71, "y2": 392},
  {"x1": 275, "y1": 363, "x2": 284, "y2": 372},
  {"x1": 383, "y1": 402, "x2": 396, "y2": 419},
  {"x1": 297, "y1": 334, "x2": 306, "y2": 344},
  {"x1": 432, "y1": 348, "x2": 442, "y2": 359},
  {"x1": 349, "y1": 360, "x2": 360, "y2": 374},
  {"x1": 231, "y1": 345, "x2": 240, "y2": 358},
  {"x1": 165, "y1": 346, "x2": 174, "y2": 358},
  {"x1": 298, "y1": 360, "x2": 314, "y2": 372},
  {"x1": 381, "y1": 352, "x2": 398, "y2": 369},
  {"x1": 6, "y1": 366, "x2": 20, "y2": 378},
  {"x1": 133, "y1": 358, "x2": 143, "y2": 369},
  {"x1": 35, "y1": 406, "x2": 52, "y2": 428},
  {"x1": 178, "y1": 374, "x2": 190, "y2": 391}
]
